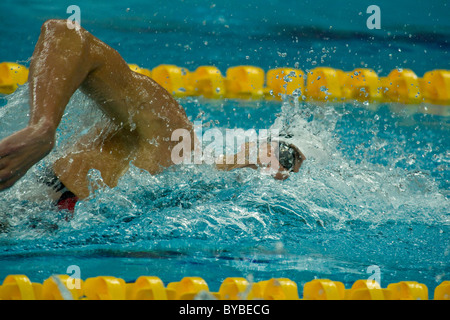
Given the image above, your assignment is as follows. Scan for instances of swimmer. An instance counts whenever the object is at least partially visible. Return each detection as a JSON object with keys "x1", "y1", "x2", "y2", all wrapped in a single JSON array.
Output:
[{"x1": 0, "y1": 19, "x2": 306, "y2": 207}]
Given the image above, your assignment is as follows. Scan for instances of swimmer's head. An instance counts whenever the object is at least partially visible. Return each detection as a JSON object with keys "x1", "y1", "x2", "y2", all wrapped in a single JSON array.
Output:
[
  {"x1": 259, "y1": 135, "x2": 306, "y2": 180},
  {"x1": 276, "y1": 141, "x2": 306, "y2": 173}
]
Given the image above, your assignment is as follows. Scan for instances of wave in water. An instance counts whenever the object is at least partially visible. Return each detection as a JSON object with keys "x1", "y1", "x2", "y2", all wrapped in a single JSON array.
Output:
[{"x1": 0, "y1": 85, "x2": 447, "y2": 246}]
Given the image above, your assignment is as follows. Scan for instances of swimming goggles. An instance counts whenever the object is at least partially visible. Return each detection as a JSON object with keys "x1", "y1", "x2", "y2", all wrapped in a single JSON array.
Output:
[{"x1": 277, "y1": 141, "x2": 299, "y2": 171}]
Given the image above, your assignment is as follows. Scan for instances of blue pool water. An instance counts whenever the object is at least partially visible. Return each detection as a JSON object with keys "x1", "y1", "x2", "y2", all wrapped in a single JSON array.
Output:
[{"x1": 0, "y1": 0, "x2": 449, "y2": 297}]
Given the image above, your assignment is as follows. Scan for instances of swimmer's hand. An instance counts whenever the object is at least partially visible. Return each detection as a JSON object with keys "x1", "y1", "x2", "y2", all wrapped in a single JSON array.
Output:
[{"x1": 0, "y1": 124, "x2": 55, "y2": 191}]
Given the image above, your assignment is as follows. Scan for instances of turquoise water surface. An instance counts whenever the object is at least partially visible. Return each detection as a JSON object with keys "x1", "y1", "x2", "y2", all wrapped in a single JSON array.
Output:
[{"x1": 0, "y1": 0, "x2": 449, "y2": 296}]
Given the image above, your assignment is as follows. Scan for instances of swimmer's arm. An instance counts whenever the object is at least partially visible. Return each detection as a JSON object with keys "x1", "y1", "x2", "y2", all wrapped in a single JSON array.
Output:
[
  {"x1": 0, "y1": 20, "x2": 94, "y2": 191},
  {"x1": 215, "y1": 142, "x2": 258, "y2": 171},
  {"x1": 214, "y1": 142, "x2": 289, "y2": 180},
  {"x1": 28, "y1": 21, "x2": 93, "y2": 134},
  {"x1": 215, "y1": 154, "x2": 258, "y2": 171},
  {"x1": 215, "y1": 154, "x2": 289, "y2": 180}
]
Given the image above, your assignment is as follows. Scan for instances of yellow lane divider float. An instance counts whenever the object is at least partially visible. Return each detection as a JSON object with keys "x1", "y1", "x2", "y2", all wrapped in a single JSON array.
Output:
[
  {"x1": 0, "y1": 62, "x2": 29, "y2": 95},
  {"x1": 1, "y1": 61, "x2": 449, "y2": 108},
  {"x1": 0, "y1": 274, "x2": 448, "y2": 300}
]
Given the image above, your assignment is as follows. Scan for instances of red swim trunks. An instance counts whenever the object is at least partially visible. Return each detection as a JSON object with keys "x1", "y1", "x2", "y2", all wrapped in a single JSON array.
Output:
[
  {"x1": 56, "y1": 190, "x2": 79, "y2": 212},
  {"x1": 39, "y1": 168, "x2": 78, "y2": 213}
]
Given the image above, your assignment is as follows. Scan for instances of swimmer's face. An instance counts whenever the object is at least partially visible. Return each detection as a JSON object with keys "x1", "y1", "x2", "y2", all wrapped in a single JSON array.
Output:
[
  {"x1": 285, "y1": 142, "x2": 306, "y2": 173},
  {"x1": 260, "y1": 142, "x2": 306, "y2": 180}
]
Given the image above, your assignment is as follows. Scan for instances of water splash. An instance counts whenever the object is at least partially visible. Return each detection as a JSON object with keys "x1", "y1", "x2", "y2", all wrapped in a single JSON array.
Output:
[{"x1": 0, "y1": 87, "x2": 448, "y2": 290}]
